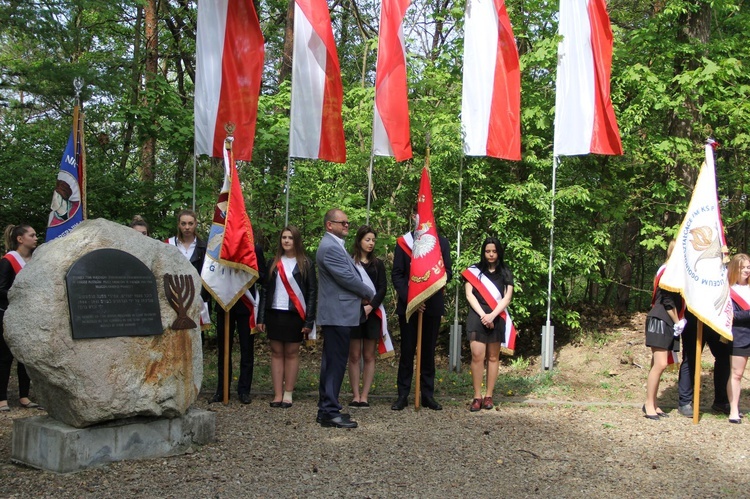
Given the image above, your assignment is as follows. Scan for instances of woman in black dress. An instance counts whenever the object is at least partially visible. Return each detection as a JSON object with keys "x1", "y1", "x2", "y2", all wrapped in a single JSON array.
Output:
[
  {"x1": 727, "y1": 253, "x2": 750, "y2": 423},
  {"x1": 463, "y1": 237, "x2": 513, "y2": 412},
  {"x1": 348, "y1": 226, "x2": 387, "y2": 408},
  {"x1": 0, "y1": 224, "x2": 40, "y2": 411},
  {"x1": 643, "y1": 240, "x2": 684, "y2": 419},
  {"x1": 257, "y1": 226, "x2": 316, "y2": 408}
]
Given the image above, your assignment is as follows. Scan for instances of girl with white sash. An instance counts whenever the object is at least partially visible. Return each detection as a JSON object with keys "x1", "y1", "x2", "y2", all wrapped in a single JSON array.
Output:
[
  {"x1": 348, "y1": 226, "x2": 391, "y2": 408},
  {"x1": 257, "y1": 226, "x2": 317, "y2": 408},
  {"x1": 0, "y1": 224, "x2": 40, "y2": 411},
  {"x1": 462, "y1": 237, "x2": 514, "y2": 412}
]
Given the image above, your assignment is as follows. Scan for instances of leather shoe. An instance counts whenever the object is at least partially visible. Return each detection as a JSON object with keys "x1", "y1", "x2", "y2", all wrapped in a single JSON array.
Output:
[
  {"x1": 391, "y1": 396, "x2": 408, "y2": 411},
  {"x1": 270, "y1": 401, "x2": 282, "y2": 408},
  {"x1": 319, "y1": 415, "x2": 358, "y2": 428},
  {"x1": 422, "y1": 397, "x2": 442, "y2": 410},
  {"x1": 239, "y1": 393, "x2": 251, "y2": 405},
  {"x1": 209, "y1": 393, "x2": 222, "y2": 404},
  {"x1": 470, "y1": 398, "x2": 482, "y2": 412},
  {"x1": 729, "y1": 418, "x2": 742, "y2": 424},
  {"x1": 482, "y1": 396, "x2": 494, "y2": 410}
]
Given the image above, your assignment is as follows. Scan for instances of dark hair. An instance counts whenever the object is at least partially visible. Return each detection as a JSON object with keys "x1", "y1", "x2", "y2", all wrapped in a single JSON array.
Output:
[
  {"x1": 352, "y1": 225, "x2": 377, "y2": 264},
  {"x1": 270, "y1": 226, "x2": 309, "y2": 280},
  {"x1": 4, "y1": 224, "x2": 32, "y2": 252},
  {"x1": 176, "y1": 209, "x2": 197, "y2": 242},
  {"x1": 130, "y1": 215, "x2": 149, "y2": 236},
  {"x1": 477, "y1": 237, "x2": 506, "y2": 275}
]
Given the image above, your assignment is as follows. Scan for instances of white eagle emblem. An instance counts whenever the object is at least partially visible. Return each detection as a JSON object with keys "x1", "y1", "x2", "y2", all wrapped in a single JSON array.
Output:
[{"x1": 412, "y1": 216, "x2": 437, "y2": 260}]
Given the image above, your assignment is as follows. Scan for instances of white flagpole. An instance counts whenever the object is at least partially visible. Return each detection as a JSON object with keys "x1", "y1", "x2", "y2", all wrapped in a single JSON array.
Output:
[
  {"x1": 541, "y1": 155, "x2": 558, "y2": 371},
  {"x1": 284, "y1": 155, "x2": 292, "y2": 227},
  {"x1": 449, "y1": 154, "x2": 465, "y2": 372}
]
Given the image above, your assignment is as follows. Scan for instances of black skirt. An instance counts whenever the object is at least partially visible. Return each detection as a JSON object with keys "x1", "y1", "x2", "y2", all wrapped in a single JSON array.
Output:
[
  {"x1": 266, "y1": 309, "x2": 305, "y2": 343},
  {"x1": 351, "y1": 314, "x2": 381, "y2": 341},
  {"x1": 645, "y1": 316, "x2": 679, "y2": 351}
]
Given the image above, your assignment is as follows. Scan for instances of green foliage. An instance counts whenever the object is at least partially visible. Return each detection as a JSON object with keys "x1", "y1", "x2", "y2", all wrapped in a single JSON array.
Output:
[{"x1": 4, "y1": 0, "x2": 750, "y2": 353}]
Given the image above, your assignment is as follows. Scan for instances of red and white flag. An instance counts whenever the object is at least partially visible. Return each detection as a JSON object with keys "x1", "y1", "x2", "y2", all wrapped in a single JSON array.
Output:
[
  {"x1": 406, "y1": 167, "x2": 448, "y2": 320},
  {"x1": 553, "y1": 0, "x2": 622, "y2": 156},
  {"x1": 659, "y1": 142, "x2": 732, "y2": 340},
  {"x1": 195, "y1": 0, "x2": 265, "y2": 161},
  {"x1": 461, "y1": 0, "x2": 520, "y2": 160},
  {"x1": 201, "y1": 140, "x2": 260, "y2": 311},
  {"x1": 289, "y1": 0, "x2": 346, "y2": 163},
  {"x1": 373, "y1": 0, "x2": 412, "y2": 162}
]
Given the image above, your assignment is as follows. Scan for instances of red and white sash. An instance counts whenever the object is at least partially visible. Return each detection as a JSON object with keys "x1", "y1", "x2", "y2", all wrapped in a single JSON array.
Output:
[
  {"x1": 3, "y1": 251, "x2": 25, "y2": 274},
  {"x1": 461, "y1": 265, "x2": 517, "y2": 355},
  {"x1": 730, "y1": 286, "x2": 750, "y2": 311},
  {"x1": 240, "y1": 287, "x2": 259, "y2": 333},
  {"x1": 396, "y1": 232, "x2": 413, "y2": 258},
  {"x1": 653, "y1": 265, "x2": 683, "y2": 366},
  {"x1": 354, "y1": 262, "x2": 394, "y2": 358},
  {"x1": 277, "y1": 259, "x2": 317, "y2": 339}
]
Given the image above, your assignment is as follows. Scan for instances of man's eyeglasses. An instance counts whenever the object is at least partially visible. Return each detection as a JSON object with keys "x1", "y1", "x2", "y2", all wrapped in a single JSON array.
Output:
[{"x1": 331, "y1": 220, "x2": 350, "y2": 227}]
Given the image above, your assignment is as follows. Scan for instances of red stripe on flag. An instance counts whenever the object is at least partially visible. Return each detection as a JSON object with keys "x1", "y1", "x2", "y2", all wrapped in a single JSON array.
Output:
[
  {"x1": 375, "y1": 0, "x2": 412, "y2": 161},
  {"x1": 213, "y1": 0, "x2": 265, "y2": 161},
  {"x1": 587, "y1": 0, "x2": 622, "y2": 155},
  {"x1": 486, "y1": 0, "x2": 521, "y2": 160},
  {"x1": 296, "y1": 0, "x2": 346, "y2": 163}
]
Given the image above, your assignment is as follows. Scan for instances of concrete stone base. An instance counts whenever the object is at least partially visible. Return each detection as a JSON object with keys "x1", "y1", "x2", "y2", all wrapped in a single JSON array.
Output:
[{"x1": 11, "y1": 407, "x2": 215, "y2": 474}]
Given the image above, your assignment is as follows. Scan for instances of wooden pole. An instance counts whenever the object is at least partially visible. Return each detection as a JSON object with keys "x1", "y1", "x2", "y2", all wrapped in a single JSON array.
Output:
[
  {"x1": 223, "y1": 310, "x2": 231, "y2": 405},
  {"x1": 415, "y1": 311, "x2": 423, "y2": 410},
  {"x1": 692, "y1": 321, "x2": 704, "y2": 424}
]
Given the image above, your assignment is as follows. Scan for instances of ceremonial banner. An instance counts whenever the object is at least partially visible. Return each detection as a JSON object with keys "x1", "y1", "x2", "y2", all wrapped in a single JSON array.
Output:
[
  {"x1": 373, "y1": 0, "x2": 412, "y2": 161},
  {"x1": 195, "y1": 0, "x2": 265, "y2": 161},
  {"x1": 47, "y1": 106, "x2": 85, "y2": 241},
  {"x1": 553, "y1": 0, "x2": 622, "y2": 156},
  {"x1": 289, "y1": 0, "x2": 346, "y2": 163},
  {"x1": 461, "y1": 0, "x2": 521, "y2": 160},
  {"x1": 659, "y1": 143, "x2": 733, "y2": 340},
  {"x1": 201, "y1": 141, "x2": 260, "y2": 311},
  {"x1": 405, "y1": 167, "x2": 447, "y2": 320}
]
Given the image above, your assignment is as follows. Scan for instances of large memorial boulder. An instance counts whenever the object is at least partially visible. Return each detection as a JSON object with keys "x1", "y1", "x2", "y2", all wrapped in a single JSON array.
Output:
[{"x1": 3, "y1": 219, "x2": 203, "y2": 428}]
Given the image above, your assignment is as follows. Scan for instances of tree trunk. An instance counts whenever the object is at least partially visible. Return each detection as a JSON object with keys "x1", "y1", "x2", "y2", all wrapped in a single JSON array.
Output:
[
  {"x1": 280, "y1": 0, "x2": 295, "y2": 83},
  {"x1": 665, "y1": 2, "x2": 711, "y2": 226},
  {"x1": 141, "y1": 0, "x2": 158, "y2": 183},
  {"x1": 119, "y1": 6, "x2": 142, "y2": 172}
]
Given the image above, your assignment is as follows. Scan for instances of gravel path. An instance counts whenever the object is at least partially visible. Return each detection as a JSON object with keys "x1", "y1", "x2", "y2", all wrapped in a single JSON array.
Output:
[{"x1": 0, "y1": 394, "x2": 748, "y2": 497}]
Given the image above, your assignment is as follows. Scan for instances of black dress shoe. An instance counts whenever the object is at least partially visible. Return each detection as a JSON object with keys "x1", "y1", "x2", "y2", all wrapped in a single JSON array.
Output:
[
  {"x1": 239, "y1": 393, "x2": 251, "y2": 404},
  {"x1": 209, "y1": 393, "x2": 222, "y2": 404},
  {"x1": 270, "y1": 401, "x2": 282, "y2": 408},
  {"x1": 391, "y1": 396, "x2": 408, "y2": 411},
  {"x1": 712, "y1": 403, "x2": 731, "y2": 415},
  {"x1": 319, "y1": 415, "x2": 358, "y2": 428},
  {"x1": 422, "y1": 397, "x2": 442, "y2": 410}
]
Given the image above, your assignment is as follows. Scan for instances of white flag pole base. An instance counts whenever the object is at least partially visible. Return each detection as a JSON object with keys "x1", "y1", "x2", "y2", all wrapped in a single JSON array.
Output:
[{"x1": 541, "y1": 321, "x2": 554, "y2": 371}]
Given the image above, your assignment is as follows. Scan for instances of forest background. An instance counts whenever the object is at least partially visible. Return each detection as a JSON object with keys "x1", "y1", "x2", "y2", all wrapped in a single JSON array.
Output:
[{"x1": 1, "y1": 0, "x2": 749, "y2": 355}]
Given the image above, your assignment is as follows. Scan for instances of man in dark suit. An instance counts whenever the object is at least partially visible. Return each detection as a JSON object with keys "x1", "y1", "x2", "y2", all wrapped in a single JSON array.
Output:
[
  {"x1": 391, "y1": 209, "x2": 452, "y2": 411},
  {"x1": 316, "y1": 209, "x2": 374, "y2": 428},
  {"x1": 210, "y1": 243, "x2": 267, "y2": 405}
]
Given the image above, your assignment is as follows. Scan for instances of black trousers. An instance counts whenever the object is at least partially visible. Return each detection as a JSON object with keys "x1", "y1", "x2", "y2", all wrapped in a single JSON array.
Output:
[
  {"x1": 396, "y1": 313, "x2": 440, "y2": 400},
  {"x1": 215, "y1": 308, "x2": 255, "y2": 396},
  {"x1": 317, "y1": 325, "x2": 352, "y2": 419},
  {"x1": 0, "y1": 327, "x2": 30, "y2": 401},
  {"x1": 677, "y1": 312, "x2": 730, "y2": 407}
]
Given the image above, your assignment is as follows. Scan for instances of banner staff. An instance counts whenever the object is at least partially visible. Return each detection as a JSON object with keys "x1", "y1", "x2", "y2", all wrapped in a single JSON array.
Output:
[{"x1": 73, "y1": 77, "x2": 87, "y2": 220}]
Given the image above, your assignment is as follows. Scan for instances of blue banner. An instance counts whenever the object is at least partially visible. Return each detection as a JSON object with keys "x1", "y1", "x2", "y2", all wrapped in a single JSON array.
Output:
[{"x1": 47, "y1": 124, "x2": 84, "y2": 241}]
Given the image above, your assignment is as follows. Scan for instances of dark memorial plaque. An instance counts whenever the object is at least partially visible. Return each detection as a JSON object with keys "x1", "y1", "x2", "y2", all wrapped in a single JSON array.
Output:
[{"x1": 66, "y1": 248, "x2": 163, "y2": 339}]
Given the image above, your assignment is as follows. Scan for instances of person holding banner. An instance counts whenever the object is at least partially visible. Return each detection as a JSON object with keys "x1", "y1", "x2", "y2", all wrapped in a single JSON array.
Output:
[
  {"x1": 727, "y1": 253, "x2": 750, "y2": 423},
  {"x1": 462, "y1": 237, "x2": 514, "y2": 412},
  {"x1": 0, "y1": 225, "x2": 40, "y2": 411},
  {"x1": 391, "y1": 206, "x2": 452, "y2": 411},
  {"x1": 348, "y1": 225, "x2": 389, "y2": 408},
  {"x1": 257, "y1": 227, "x2": 316, "y2": 409},
  {"x1": 210, "y1": 242, "x2": 267, "y2": 405},
  {"x1": 643, "y1": 240, "x2": 685, "y2": 420}
]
